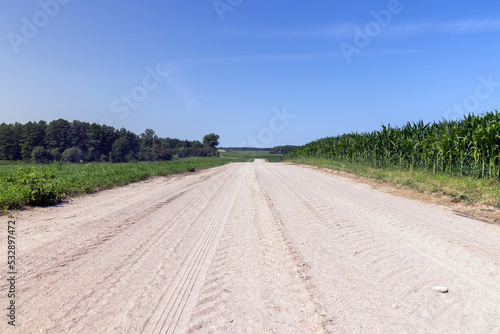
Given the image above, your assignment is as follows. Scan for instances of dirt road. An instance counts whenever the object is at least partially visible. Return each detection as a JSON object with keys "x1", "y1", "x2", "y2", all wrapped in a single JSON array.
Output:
[{"x1": 1, "y1": 160, "x2": 499, "y2": 333}]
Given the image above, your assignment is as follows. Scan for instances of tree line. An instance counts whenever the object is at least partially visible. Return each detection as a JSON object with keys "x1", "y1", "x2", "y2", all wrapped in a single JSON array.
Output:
[
  {"x1": 219, "y1": 147, "x2": 271, "y2": 152},
  {"x1": 0, "y1": 119, "x2": 220, "y2": 163},
  {"x1": 269, "y1": 145, "x2": 297, "y2": 154}
]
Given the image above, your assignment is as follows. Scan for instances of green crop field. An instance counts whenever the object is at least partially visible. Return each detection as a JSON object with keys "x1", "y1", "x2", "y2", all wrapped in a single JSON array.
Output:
[
  {"x1": 290, "y1": 111, "x2": 500, "y2": 178},
  {"x1": 0, "y1": 158, "x2": 229, "y2": 212},
  {"x1": 287, "y1": 111, "x2": 500, "y2": 208}
]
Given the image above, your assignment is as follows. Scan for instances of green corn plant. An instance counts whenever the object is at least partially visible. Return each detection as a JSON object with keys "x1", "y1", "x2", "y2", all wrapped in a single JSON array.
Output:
[{"x1": 287, "y1": 110, "x2": 500, "y2": 179}]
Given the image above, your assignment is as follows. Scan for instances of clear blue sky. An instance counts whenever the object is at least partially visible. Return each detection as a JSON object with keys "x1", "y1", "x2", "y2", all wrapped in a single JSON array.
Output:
[{"x1": 1, "y1": 0, "x2": 500, "y2": 147}]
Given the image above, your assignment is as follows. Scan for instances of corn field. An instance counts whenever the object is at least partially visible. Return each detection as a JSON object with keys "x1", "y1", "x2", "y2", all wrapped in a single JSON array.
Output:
[{"x1": 289, "y1": 110, "x2": 500, "y2": 178}]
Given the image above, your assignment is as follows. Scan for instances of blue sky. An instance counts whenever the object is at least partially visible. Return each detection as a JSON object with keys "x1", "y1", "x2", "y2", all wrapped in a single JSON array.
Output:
[{"x1": 1, "y1": 0, "x2": 500, "y2": 147}]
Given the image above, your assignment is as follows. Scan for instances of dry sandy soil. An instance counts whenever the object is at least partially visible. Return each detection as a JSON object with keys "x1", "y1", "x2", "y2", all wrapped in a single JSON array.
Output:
[{"x1": 1, "y1": 160, "x2": 499, "y2": 333}]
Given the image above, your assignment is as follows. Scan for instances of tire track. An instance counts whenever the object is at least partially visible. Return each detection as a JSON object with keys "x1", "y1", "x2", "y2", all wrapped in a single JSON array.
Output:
[
  {"x1": 1, "y1": 164, "x2": 237, "y2": 333},
  {"x1": 187, "y1": 164, "x2": 332, "y2": 333},
  {"x1": 256, "y1": 161, "x2": 500, "y2": 333},
  {"x1": 142, "y1": 166, "x2": 244, "y2": 334},
  {"x1": 63, "y1": 166, "x2": 241, "y2": 334},
  {"x1": 59, "y1": 185, "x2": 228, "y2": 332},
  {"x1": 1, "y1": 166, "x2": 233, "y2": 293}
]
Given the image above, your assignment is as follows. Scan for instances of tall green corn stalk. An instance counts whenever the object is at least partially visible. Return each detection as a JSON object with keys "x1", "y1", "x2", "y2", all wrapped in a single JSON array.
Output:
[{"x1": 288, "y1": 110, "x2": 500, "y2": 179}]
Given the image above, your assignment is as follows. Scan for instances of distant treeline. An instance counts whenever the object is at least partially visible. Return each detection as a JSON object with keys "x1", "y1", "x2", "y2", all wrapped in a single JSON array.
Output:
[
  {"x1": 219, "y1": 147, "x2": 271, "y2": 152},
  {"x1": 219, "y1": 146, "x2": 296, "y2": 154},
  {"x1": 0, "y1": 119, "x2": 220, "y2": 163},
  {"x1": 269, "y1": 145, "x2": 297, "y2": 154}
]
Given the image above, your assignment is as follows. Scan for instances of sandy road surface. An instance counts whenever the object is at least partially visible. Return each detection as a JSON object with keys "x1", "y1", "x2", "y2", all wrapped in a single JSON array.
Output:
[{"x1": 1, "y1": 160, "x2": 499, "y2": 333}]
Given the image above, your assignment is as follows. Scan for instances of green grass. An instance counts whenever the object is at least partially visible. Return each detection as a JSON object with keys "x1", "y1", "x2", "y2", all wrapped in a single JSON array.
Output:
[
  {"x1": 288, "y1": 157, "x2": 500, "y2": 208},
  {"x1": 0, "y1": 158, "x2": 230, "y2": 212},
  {"x1": 219, "y1": 150, "x2": 285, "y2": 162}
]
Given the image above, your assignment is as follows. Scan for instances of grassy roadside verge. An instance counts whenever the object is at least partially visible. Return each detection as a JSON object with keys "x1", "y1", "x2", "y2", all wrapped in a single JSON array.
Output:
[
  {"x1": 0, "y1": 157, "x2": 230, "y2": 213},
  {"x1": 288, "y1": 157, "x2": 500, "y2": 210}
]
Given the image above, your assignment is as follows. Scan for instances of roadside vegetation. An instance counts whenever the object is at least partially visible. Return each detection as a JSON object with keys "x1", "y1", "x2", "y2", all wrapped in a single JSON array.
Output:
[
  {"x1": 288, "y1": 111, "x2": 500, "y2": 208},
  {"x1": 0, "y1": 158, "x2": 229, "y2": 213}
]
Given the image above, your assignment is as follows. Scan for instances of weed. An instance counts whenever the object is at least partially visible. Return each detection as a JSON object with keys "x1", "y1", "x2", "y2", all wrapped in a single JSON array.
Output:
[{"x1": 16, "y1": 167, "x2": 60, "y2": 206}]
